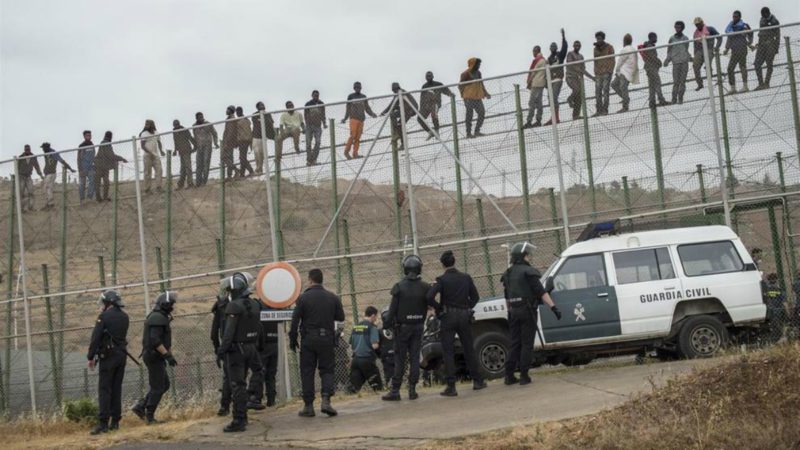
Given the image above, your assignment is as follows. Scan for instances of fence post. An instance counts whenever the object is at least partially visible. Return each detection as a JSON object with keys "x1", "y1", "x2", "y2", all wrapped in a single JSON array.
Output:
[
  {"x1": 42, "y1": 264, "x2": 60, "y2": 407},
  {"x1": 195, "y1": 359, "x2": 204, "y2": 398},
  {"x1": 219, "y1": 161, "x2": 226, "y2": 267},
  {"x1": 138, "y1": 363, "x2": 144, "y2": 397},
  {"x1": 132, "y1": 137, "x2": 152, "y2": 313},
  {"x1": 476, "y1": 198, "x2": 496, "y2": 296},
  {"x1": 580, "y1": 77, "x2": 597, "y2": 217},
  {"x1": 548, "y1": 188, "x2": 562, "y2": 255},
  {"x1": 329, "y1": 118, "x2": 343, "y2": 291},
  {"x1": 622, "y1": 176, "x2": 633, "y2": 229},
  {"x1": 111, "y1": 166, "x2": 119, "y2": 285},
  {"x1": 649, "y1": 107, "x2": 666, "y2": 210},
  {"x1": 514, "y1": 84, "x2": 532, "y2": 227},
  {"x1": 342, "y1": 219, "x2": 358, "y2": 322},
  {"x1": 450, "y1": 99, "x2": 468, "y2": 271},
  {"x1": 97, "y1": 255, "x2": 106, "y2": 287},
  {"x1": 13, "y1": 157, "x2": 37, "y2": 415},
  {"x1": 785, "y1": 36, "x2": 800, "y2": 160},
  {"x1": 545, "y1": 66, "x2": 570, "y2": 246},
  {"x1": 4, "y1": 174, "x2": 16, "y2": 411},
  {"x1": 58, "y1": 167, "x2": 68, "y2": 391},
  {"x1": 83, "y1": 369, "x2": 89, "y2": 398},
  {"x1": 398, "y1": 91, "x2": 420, "y2": 254},
  {"x1": 777, "y1": 151, "x2": 798, "y2": 281},
  {"x1": 696, "y1": 164, "x2": 707, "y2": 203},
  {"x1": 707, "y1": 37, "x2": 733, "y2": 228},
  {"x1": 165, "y1": 151, "x2": 172, "y2": 289},
  {"x1": 391, "y1": 137, "x2": 404, "y2": 250},
  {"x1": 155, "y1": 247, "x2": 166, "y2": 292},
  {"x1": 767, "y1": 205, "x2": 786, "y2": 293}
]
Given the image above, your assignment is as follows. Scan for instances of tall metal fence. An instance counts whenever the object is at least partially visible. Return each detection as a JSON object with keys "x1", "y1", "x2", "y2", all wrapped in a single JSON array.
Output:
[{"x1": 2, "y1": 22, "x2": 800, "y2": 417}]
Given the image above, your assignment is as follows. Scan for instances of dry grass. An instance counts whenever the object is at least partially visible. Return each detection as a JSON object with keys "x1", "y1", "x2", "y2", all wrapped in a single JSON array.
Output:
[{"x1": 421, "y1": 343, "x2": 800, "y2": 450}]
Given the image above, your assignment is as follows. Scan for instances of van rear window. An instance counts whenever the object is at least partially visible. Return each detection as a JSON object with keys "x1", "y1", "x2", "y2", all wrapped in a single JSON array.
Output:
[{"x1": 677, "y1": 241, "x2": 743, "y2": 277}]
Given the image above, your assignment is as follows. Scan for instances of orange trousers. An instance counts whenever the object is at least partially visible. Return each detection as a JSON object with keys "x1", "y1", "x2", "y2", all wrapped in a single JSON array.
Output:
[{"x1": 344, "y1": 119, "x2": 364, "y2": 157}]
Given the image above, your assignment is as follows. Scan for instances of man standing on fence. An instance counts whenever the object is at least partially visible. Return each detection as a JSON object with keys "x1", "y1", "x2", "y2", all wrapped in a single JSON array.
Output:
[
  {"x1": 77, "y1": 130, "x2": 96, "y2": 203},
  {"x1": 459, "y1": 58, "x2": 491, "y2": 138},
  {"x1": 341, "y1": 82, "x2": 378, "y2": 159},
  {"x1": 545, "y1": 29, "x2": 568, "y2": 125},
  {"x1": 524, "y1": 46, "x2": 547, "y2": 128},
  {"x1": 132, "y1": 292, "x2": 177, "y2": 425},
  {"x1": 427, "y1": 250, "x2": 487, "y2": 396},
  {"x1": 40, "y1": 142, "x2": 75, "y2": 210},
  {"x1": 290, "y1": 268, "x2": 345, "y2": 418},
  {"x1": 211, "y1": 286, "x2": 232, "y2": 416},
  {"x1": 381, "y1": 82, "x2": 427, "y2": 151},
  {"x1": 611, "y1": 33, "x2": 639, "y2": 113},
  {"x1": 87, "y1": 290, "x2": 129, "y2": 435},
  {"x1": 236, "y1": 106, "x2": 255, "y2": 178},
  {"x1": 221, "y1": 106, "x2": 239, "y2": 180},
  {"x1": 566, "y1": 40, "x2": 594, "y2": 120},
  {"x1": 692, "y1": 17, "x2": 722, "y2": 91},
  {"x1": 754, "y1": 7, "x2": 781, "y2": 91},
  {"x1": 172, "y1": 120, "x2": 196, "y2": 190},
  {"x1": 640, "y1": 33, "x2": 670, "y2": 108},
  {"x1": 193, "y1": 112, "x2": 219, "y2": 186},
  {"x1": 665, "y1": 21, "x2": 691, "y2": 104},
  {"x1": 592, "y1": 32, "x2": 615, "y2": 116},
  {"x1": 348, "y1": 306, "x2": 383, "y2": 393},
  {"x1": 277, "y1": 101, "x2": 305, "y2": 161},
  {"x1": 247, "y1": 302, "x2": 279, "y2": 410},
  {"x1": 251, "y1": 102, "x2": 275, "y2": 174},
  {"x1": 304, "y1": 90, "x2": 327, "y2": 166},
  {"x1": 95, "y1": 132, "x2": 127, "y2": 202},
  {"x1": 17, "y1": 145, "x2": 43, "y2": 213},
  {"x1": 723, "y1": 10, "x2": 753, "y2": 94},
  {"x1": 418, "y1": 71, "x2": 454, "y2": 139},
  {"x1": 139, "y1": 120, "x2": 165, "y2": 194}
]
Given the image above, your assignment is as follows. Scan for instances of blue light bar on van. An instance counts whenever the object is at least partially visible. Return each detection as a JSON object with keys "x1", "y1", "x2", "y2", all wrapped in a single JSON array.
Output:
[{"x1": 576, "y1": 220, "x2": 620, "y2": 242}]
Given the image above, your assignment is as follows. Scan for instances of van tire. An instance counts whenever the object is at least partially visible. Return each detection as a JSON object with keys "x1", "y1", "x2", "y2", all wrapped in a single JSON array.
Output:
[
  {"x1": 677, "y1": 315, "x2": 728, "y2": 358},
  {"x1": 473, "y1": 329, "x2": 510, "y2": 380}
]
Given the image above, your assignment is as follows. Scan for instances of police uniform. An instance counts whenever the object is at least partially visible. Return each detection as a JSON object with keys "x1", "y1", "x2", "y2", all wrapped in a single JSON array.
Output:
[
  {"x1": 501, "y1": 260, "x2": 546, "y2": 383},
  {"x1": 348, "y1": 319, "x2": 382, "y2": 392},
  {"x1": 378, "y1": 312, "x2": 395, "y2": 386},
  {"x1": 133, "y1": 299, "x2": 175, "y2": 423},
  {"x1": 289, "y1": 284, "x2": 345, "y2": 416},
  {"x1": 219, "y1": 290, "x2": 263, "y2": 431},
  {"x1": 87, "y1": 296, "x2": 129, "y2": 433},
  {"x1": 427, "y1": 261, "x2": 485, "y2": 394},
  {"x1": 210, "y1": 295, "x2": 231, "y2": 414},
  {"x1": 247, "y1": 308, "x2": 279, "y2": 407}
]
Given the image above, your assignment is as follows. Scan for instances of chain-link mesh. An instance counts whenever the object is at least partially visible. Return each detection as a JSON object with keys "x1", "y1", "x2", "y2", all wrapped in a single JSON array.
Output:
[{"x1": 1, "y1": 22, "x2": 800, "y2": 417}]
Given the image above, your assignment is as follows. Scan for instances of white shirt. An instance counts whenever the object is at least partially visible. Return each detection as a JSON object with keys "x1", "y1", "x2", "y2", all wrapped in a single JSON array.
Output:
[
  {"x1": 139, "y1": 130, "x2": 161, "y2": 156},
  {"x1": 615, "y1": 44, "x2": 640, "y2": 84}
]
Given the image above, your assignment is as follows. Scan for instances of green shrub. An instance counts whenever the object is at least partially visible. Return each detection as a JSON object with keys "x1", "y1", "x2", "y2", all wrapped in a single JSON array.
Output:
[{"x1": 63, "y1": 398, "x2": 98, "y2": 423}]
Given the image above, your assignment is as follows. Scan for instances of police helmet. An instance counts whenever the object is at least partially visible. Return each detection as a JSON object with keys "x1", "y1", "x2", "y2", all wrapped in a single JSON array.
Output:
[
  {"x1": 402, "y1": 254, "x2": 423, "y2": 276},
  {"x1": 226, "y1": 272, "x2": 251, "y2": 297},
  {"x1": 510, "y1": 242, "x2": 536, "y2": 264},
  {"x1": 380, "y1": 307, "x2": 390, "y2": 324},
  {"x1": 99, "y1": 289, "x2": 124, "y2": 307},
  {"x1": 155, "y1": 290, "x2": 177, "y2": 313}
]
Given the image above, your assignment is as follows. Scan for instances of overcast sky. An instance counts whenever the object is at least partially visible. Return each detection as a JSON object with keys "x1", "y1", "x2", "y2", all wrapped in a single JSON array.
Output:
[{"x1": 1, "y1": 0, "x2": 798, "y2": 161}]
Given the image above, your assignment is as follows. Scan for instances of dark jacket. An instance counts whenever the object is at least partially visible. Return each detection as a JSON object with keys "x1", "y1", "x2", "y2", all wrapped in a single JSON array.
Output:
[
  {"x1": 381, "y1": 89, "x2": 419, "y2": 120},
  {"x1": 219, "y1": 295, "x2": 262, "y2": 353},
  {"x1": 386, "y1": 274, "x2": 435, "y2": 326},
  {"x1": 420, "y1": 80, "x2": 454, "y2": 110},
  {"x1": 252, "y1": 112, "x2": 276, "y2": 140},
  {"x1": 87, "y1": 305, "x2": 129, "y2": 360},
  {"x1": 193, "y1": 120, "x2": 219, "y2": 146},
  {"x1": 77, "y1": 139, "x2": 95, "y2": 174},
  {"x1": 304, "y1": 99, "x2": 327, "y2": 128},
  {"x1": 18, "y1": 152, "x2": 42, "y2": 177},
  {"x1": 172, "y1": 126, "x2": 196, "y2": 155},
  {"x1": 500, "y1": 261, "x2": 546, "y2": 311},
  {"x1": 43, "y1": 149, "x2": 70, "y2": 175},
  {"x1": 639, "y1": 41, "x2": 663, "y2": 72},
  {"x1": 757, "y1": 14, "x2": 781, "y2": 53},
  {"x1": 343, "y1": 93, "x2": 377, "y2": 122},
  {"x1": 548, "y1": 36, "x2": 569, "y2": 79},
  {"x1": 426, "y1": 267, "x2": 481, "y2": 311},
  {"x1": 95, "y1": 140, "x2": 126, "y2": 172},
  {"x1": 289, "y1": 285, "x2": 345, "y2": 342}
]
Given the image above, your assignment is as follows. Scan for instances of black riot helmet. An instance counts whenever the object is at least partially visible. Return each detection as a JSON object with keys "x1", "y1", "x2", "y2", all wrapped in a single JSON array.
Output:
[
  {"x1": 381, "y1": 307, "x2": 391, "y2": 324},
  {"x1": 226, "y1": 272, "x2": 252, "y2": 297},
  {"x1": 155, "y1": 290, "x2": 177, "y2": 313},
  {"x1": 510, "y1": 242, "x2": 535, "y2": 264},
  {"x1": 99, "y1": 289, "x2": 124, "y2": 308},
  {"x1": 402, "y1": 254, "x2": 423, "y2": 276}
]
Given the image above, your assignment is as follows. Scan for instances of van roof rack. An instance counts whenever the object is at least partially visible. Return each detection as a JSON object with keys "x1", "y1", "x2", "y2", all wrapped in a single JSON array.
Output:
[{"x1": 576, "y1": 220, "x2": 620, "y2": 242}]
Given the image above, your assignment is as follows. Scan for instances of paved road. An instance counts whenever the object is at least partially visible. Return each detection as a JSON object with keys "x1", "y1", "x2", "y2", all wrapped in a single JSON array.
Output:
[{"x1": 113, "y1": 358, "x2": 717, "y2": 450}]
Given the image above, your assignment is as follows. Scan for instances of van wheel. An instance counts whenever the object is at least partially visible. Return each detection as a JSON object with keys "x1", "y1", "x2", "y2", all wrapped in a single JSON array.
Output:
[
  {"x1": 677, "y1": 315, "x2": 728, "y2": 358},
  {"x1": 473, "y1": 329, "x2": 510, "y2": 380}
]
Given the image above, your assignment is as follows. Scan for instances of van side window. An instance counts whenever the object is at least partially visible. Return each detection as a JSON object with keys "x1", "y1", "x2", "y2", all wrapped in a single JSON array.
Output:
[
  {"x1": 678, "y1": 241, "x2": 744, "y2": 277},
  {"x1": 613, "y1": 247, "x2": 675, "y2": 284},
  {"x1": 553, "y1": 254, "x2": 607, "y2": 291}
]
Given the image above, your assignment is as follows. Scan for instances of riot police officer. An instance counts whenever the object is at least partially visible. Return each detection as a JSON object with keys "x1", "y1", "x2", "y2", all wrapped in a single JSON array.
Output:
[
  {"x1": 501, "y1": 242, "x2": 561, "y2": 385},
  {"x1": 132, "y1": 291, "x2": 178, "y2": 425},
  {"x1": 217, "y1": 272, "x2": 263, "y2": 432},
  {"x1": 382, "y1": 255, "x2": 437, "y2": 401},
  {"x1": 426, "y1": 250, "x2": 486, "y2": 396},
  {"x1": 210, "y1": 285, "x2": 231, "y2": 416},
  {"x1": 378, "y1": 308, "x2": 395, "y2": 387},
  {"x1": 247, "y1": 302, "x2": 279, "y2": 409},
  {"x1": 289, "y1": 268, "x2": 345, "y2": 418},
  {"x1": 87, "y1": 290, "x2": 129, "y2": 435}
]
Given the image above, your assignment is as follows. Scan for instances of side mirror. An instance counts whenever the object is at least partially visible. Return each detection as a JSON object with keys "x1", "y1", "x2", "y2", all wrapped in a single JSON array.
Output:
[{"x1": 545, "y1": 277, "x2": 555, "y2": 293}]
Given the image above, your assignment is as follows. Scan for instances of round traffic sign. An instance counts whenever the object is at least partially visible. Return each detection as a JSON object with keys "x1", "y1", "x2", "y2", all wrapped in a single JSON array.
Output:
[{"x1": 255, "y1": 262, "x2": 302, "y2": 309}]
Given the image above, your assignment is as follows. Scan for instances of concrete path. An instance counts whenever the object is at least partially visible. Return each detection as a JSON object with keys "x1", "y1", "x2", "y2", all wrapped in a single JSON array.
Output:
[{"x1": 113, "y1": 358, "x2": 717, "y2": 450}]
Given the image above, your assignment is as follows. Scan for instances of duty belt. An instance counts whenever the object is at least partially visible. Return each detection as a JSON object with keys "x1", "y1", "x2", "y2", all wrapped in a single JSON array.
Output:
[
  {"x1": 444, "y1": 304, "x2": 470, "y2": 311},
  {"x1": 304, "y1": 328, "x2": 330, "y2": 337}
]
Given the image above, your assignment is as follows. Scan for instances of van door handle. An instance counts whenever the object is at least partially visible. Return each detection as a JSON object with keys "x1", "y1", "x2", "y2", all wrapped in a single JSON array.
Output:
[
  {"x1": 664, "y1": 287, "x2": 676, "y2": 290},
  {"x1": 597, "y1": 292, "x2": 608, "y2": 298}
]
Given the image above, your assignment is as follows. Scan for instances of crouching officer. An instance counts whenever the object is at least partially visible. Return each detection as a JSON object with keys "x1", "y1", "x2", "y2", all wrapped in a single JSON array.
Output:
[
  {"x1": 211, "y1": 286, "x2": 231, "y2": 416},
  {"x1": 378, "y1": 308, "x2": 395, "y2": 387},
  {"x1": 132, "y1": 291, "x2": 177, "y2": 425},
  {"x1": 217, "y1": 272, "x2": 263, "y2": 432},
  {"x1": 247, "y1": 302, "x2": 279, "y2": 409},
  {"x1": 501, "y1": 242, "x2": 561, "y2": 386},
  {"x1": 87, "y1": 290, "x2": 129, "y2": 435},
  {"x1": 348, "y1": 306, "x2": 383, "y2": 393},
  {"x1": 382, "y1": 255, "x2": 436, "y2": 401},
  {"x1": 289, "y1": 268, "x2": 345, "y2": 418},
  {"x1": 427, "y1": 250, "x2": 486, "y2": 396}
]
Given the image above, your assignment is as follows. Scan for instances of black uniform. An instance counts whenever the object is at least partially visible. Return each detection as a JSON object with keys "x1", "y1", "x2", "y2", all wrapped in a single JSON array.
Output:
[
  {"x1": 219, "y1": 293, "x2": 263, "y2": 425},
  {"x1": 135, "y1": 309, "x2": 172, "y2": 418},
  {"x1": 501, "y1": 262, "x2": 546, "y2": 378},
  {"x1": 210, "y1": 295, "x2": 231, "y2": 411},
  {"x1": 378, "y1": 325, "x2": 395, "y2": 386},
  {"x1": 427, "y1": 268, "x2": 483, "y2": 384},
  {"x1": 289, "y1": 285, "x2": 345, "y2": 404},
  {"x1": 247, "y1": 309, "x2": 279, "y2": 406},
  {"x1": 386, "y1": 274, "x2": 435, "y2": 390},
  {"x1": 87, "y1": 305, "x2": 129, "y2": 427}
]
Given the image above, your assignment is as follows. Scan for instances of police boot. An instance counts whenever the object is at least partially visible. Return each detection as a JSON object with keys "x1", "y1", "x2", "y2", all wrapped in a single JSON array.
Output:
[
  {"x1": 320, "y1": 395, "x2": 338, "y2": 417},
  {"x1": 298, "y1": 402, "x2": 316, "y2": 418},
  {"x1": 504, "y1": 374, "x2": 519, "y2": 385},
  {"x1": 473, "y1": 379, "x2": 487, "y2": 390},
  {"x1": 217, "y1": 405, "x2": 230, "y2": 416},
  {"x1": 109, "y1": 418, "x2": 120, "y2": 431},
  {"x1": 266, "y1": 394, "x2": 276, "y2": 407},
  {"x1": 247, "y1": 396, "x2": 266, "y2": 411},
  {"x1": 223, "y1": 420, "x2": 247, "y2": 433},
  {"x1": 519, "y1": 372, "x2": 532, "y2": 386},
  {"x1": 381, "y1": 389, "x2": 401, "y2": 401},
  {"x1": 440, "y1": 383, "x2": 458, "y2": 397},
  {"x1": 408, "y1": 384, "x2": 419, "y2": 400},
  {"x1": 131, "y1": 402, "x2": 146, "y2": 421},
  {"x1": 145, "y1": 410, "x2": 161, "y2": 425},
  {"x1": 90, "y1": 420, "x2": 109, "y2": 435}
]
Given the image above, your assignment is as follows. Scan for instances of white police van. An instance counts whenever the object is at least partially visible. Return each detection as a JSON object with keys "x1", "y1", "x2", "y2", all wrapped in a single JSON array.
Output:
[{"x1": 421, "y1": 225, "x2": 767, "y2": 380}]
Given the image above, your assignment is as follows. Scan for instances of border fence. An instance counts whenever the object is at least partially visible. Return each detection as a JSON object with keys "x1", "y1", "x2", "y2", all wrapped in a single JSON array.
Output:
[{"x1": 2, "y1": 22, "x2": 800, "y2": 417}]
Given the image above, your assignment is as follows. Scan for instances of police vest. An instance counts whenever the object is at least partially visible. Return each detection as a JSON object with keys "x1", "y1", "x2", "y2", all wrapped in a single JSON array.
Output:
[
  {"x1": 503, "y1": 263, "x2": 541, "y2": 309},
  {"x1": 142, "y1": 310, "x2": 171, "y2": 351},
  {"x1": 228, "y1": 296, "x2": 262, "y2": 344},
  {"x1": 262, "y1": 320, "x2": 279, "y2": 345},
  {"x1": 392, "y1": 278, "x2": 431, "y2": 324}
]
